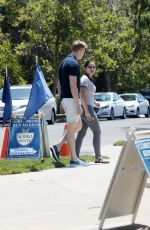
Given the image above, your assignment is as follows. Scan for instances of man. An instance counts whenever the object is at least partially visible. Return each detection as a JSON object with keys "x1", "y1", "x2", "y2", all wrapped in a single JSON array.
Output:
[{"x1": 50, "y1": 40, "x2": 87, "y2": 166}]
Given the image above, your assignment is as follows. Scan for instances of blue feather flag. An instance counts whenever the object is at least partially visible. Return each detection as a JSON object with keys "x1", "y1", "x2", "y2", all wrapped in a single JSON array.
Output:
[
  {"x1": 2, "y1": 70, "x2": 12, "y2": 126},
  {"x1": 23, "y1": 65, "x2": 51, "y2": 120}
]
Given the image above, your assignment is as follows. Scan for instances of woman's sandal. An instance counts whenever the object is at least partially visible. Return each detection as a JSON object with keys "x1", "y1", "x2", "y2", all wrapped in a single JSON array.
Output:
[{"x1": 94, "y1": 157, "x2": 110, "y2": 164}]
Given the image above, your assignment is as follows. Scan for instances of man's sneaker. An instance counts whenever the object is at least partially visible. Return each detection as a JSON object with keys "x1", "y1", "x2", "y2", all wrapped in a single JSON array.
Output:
[
  {"x1": 70, "y1": 158, "x2": 87, "y2": 167},
  {"x1": 77, "y1": 158, "x2": 86, "y2": 164},
  {"x1": 50, "y1": 145, "x2": 60, "y2": 162}
]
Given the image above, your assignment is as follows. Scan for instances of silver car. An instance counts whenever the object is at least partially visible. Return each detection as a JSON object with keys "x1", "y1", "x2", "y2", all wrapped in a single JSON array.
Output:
[
  {"x1": 120, "y1": 93, "x2": 150, "y2": 117},
  {"x1": 94, "y1": 92, "x2": 126, "y2": 120},
  {"x1": 0, "y1": 85, "x2": 57, "y2": 124}
]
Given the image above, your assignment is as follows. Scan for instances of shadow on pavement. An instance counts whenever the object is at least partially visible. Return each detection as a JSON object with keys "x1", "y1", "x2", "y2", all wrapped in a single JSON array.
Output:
[{"x1": 104, "y1": 224, "x2": 150, "y2": 230}]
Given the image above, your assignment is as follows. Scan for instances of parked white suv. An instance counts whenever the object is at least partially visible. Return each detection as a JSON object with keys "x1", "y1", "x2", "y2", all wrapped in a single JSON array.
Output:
[{"x1": 0, "y1": 85, "x2": 57, "y2": 124}]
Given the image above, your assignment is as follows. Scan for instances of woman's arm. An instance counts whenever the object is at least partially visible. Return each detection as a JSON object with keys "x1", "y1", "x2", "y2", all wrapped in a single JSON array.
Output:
[{"x1": 80, "y1": 87, "x2": 92, "y2": 121}]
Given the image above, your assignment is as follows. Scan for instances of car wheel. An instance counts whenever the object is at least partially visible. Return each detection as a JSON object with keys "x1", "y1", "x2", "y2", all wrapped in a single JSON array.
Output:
[
  {"x1": 47, "y1": 109, "x2": 56, "y2": 124},
  {"x1": 121, "y1": 108, "x2": 126, "y2": 119},
  {"x1": 135, "y1": 108, "x2": 140, "y2": 118},
  {"x1": 145, "y1": 107, "x2": 150, "y2": 118},
  {"x1": 108, "y1": 108, "x2": 114, "y2": 120}
]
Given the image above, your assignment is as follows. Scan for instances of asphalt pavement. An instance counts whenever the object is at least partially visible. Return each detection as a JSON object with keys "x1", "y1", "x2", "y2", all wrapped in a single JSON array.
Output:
[{"x1": 0, "y1": 144, "x2": 150, "y2": 230}]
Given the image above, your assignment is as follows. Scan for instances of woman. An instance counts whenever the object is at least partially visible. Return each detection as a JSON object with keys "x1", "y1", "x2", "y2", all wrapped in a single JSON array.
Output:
[{"x1": 75, "y1": 60, "x2": 109, "y2": 163}]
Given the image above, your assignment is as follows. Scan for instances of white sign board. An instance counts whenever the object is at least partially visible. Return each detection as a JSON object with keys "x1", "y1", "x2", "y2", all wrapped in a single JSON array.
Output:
[{"x1": 99, "y1": 130, "x2": 150, "y2": 229}]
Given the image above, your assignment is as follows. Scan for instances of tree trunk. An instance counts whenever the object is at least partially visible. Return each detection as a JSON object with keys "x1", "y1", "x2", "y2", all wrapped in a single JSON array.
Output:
[{"x1": 105, "y1": 71, "x2": 112, "y2": 92}]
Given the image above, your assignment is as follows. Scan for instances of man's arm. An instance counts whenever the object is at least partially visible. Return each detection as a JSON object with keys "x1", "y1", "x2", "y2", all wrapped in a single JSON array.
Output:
[{"x1": 69, "y1": 75, "x2": 82, "y2": 115}]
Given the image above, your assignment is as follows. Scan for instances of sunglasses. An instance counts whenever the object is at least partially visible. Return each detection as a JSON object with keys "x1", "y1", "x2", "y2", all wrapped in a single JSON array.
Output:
[{"x1": 87, "y1": 66, "x2": 96, "y2": 69}]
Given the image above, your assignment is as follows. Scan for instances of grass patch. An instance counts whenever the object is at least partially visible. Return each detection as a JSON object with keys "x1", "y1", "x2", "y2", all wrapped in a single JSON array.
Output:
[
  {"x1": 0, "y1": 155, "x2": 95, "y2": 175},
  {"x1": 113, "y1": 140, "x2": 126, "y2": 146}
]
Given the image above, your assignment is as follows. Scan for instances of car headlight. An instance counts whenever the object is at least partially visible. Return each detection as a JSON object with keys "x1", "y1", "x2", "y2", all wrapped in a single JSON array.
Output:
[
  {"x1": 101, "y1": 105, "x2": 109, "y2": 109},
  {"x1": 126, "y1": 105, "x2": 135, "y2": 108}
]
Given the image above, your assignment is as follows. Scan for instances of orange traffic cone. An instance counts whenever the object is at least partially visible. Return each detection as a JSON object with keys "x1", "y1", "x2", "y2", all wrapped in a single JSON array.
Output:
[
  {"x1": 60, "y1": 124, "x2": 70, "y2": 156},
  {"x1": 1, "y1": 127, "x2": 9, "y2": 158}
]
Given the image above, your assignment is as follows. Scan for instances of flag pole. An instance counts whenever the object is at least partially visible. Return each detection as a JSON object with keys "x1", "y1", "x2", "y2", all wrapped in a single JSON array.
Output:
[
  {"x1": 35, "y1": 55, "x2": 43, "y2": 159},
  {"x1": 35, "y1": 55, "x2": 38, "y2": 65},
  {"x1": 2, "y1": 66, "x2": 12, "y2": 126},
  {"x1": 6, "y1": 66, "x2": 8, "y2": 77}
]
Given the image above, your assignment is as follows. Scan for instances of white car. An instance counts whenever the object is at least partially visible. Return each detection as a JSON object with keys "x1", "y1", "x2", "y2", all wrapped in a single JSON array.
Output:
[
  {"x1": 120, "y1": 93, "x2": 150, "y2": 117},
  {"x1": 0, "y1": 85, "x2": 57, "y2": 124},
  {"x1": 94, "y1": 92, "x2": 126, "y2": 120}
]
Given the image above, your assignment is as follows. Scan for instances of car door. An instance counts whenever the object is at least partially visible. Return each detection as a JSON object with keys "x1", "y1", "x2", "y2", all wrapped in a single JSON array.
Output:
[
  {"x1": 141, "y1": 95, "x2": 149, "y2": 114},
  {"x1": 115, "y1": 93, "x2": 125, "y2": 116},
  {"x1": 138, "y1": 94, "x2": 148, "y2": 114},
  {"x1": 112, "y1": 93, "x2": 120, "y2": 116}
]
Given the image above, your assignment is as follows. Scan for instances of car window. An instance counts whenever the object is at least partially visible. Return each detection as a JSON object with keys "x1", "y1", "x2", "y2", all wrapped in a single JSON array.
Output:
[
  {"x1": 120, "y1": 95, "x2": 136, "y2": 101},
  {"x1": 95, "y1": 94, "x2": 103, "y2": 101},
  {"x1": 138, "y1": 94, "x2": 144, "y2": 101},
  {"x1": 140, "y1": 89, "x2": 150, "y2": 96},
  {"x1": 141, "y1": 94, "x2": 145, "y2": 100},
  {"x1": 0, "y1": 87, "x2": 54, "y2": 100},
  {"x1": 113, "y1": 94, "x2": 118, "y2": 101},
  {"x1": 105, "y1": 95, "x2": 111, "y2": 101},
  {"x1": 10, "y1": 88, "x2": 31, "y2": 99},
  {"x1": 116, "y1": 94, "x2": 122, "y2": 101},
  {"x1": 95, "y1": 94, "x2": 111, "y2": 101},
  {"x1": 0, "y1": 88, "x2": 31, "y2": 100}
]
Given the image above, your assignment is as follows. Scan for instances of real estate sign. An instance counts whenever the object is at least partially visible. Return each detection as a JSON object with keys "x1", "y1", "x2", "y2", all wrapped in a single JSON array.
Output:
[
  {"x1": 7, "y1": 117, "x2": 41, "y2": 158},
  {"x1": 135, "y1": 138, "x2": 150, "y2": 177},
  {"x1": 99, "y1": 130, "x2": 150, "y2": 230}
]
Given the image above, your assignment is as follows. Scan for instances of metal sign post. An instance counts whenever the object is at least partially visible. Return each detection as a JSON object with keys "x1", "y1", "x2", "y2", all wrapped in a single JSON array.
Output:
[{"x1": 99, "y1": 130, "x2": 150, "y2": 230}]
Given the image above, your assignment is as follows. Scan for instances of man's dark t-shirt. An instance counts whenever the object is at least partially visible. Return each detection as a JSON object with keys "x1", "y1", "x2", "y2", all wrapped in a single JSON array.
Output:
[{"x1": 59, "y1": 54, "x2": 80, "y2": 100}]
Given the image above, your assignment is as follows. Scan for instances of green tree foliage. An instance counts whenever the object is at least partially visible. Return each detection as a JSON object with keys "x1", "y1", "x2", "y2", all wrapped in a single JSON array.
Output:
[
  {"x1": 131, "y1": 0, "x2": 150, "y2": 90},
  {"x1": 79, "y1": 0, "x2": 137, "y2": 92},
  {"x1": 15, "y1": 0, "x2": 89, "y2": 92},
  {"x1": 0, "y1": 0, "x2": 28, "y2": 86},
  {"x1": 0, "y1": 0, "x2": 149, "y2": 93}
]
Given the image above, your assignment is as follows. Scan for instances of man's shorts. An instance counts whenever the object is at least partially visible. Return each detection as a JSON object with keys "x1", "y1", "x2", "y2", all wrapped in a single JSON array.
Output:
[{"x1": 61, "y1": 98, "x2": 81, "y2": 122}]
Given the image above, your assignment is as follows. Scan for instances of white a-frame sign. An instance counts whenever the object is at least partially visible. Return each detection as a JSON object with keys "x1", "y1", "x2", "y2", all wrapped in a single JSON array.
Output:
[{"x1": 99, "y1": 130, "x2": 150, "y2": 229}]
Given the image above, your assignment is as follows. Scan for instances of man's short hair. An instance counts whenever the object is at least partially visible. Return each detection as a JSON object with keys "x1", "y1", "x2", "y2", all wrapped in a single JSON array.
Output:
[{"x1": 72, "y1": 40, "x2": 87, "y2": 52}]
